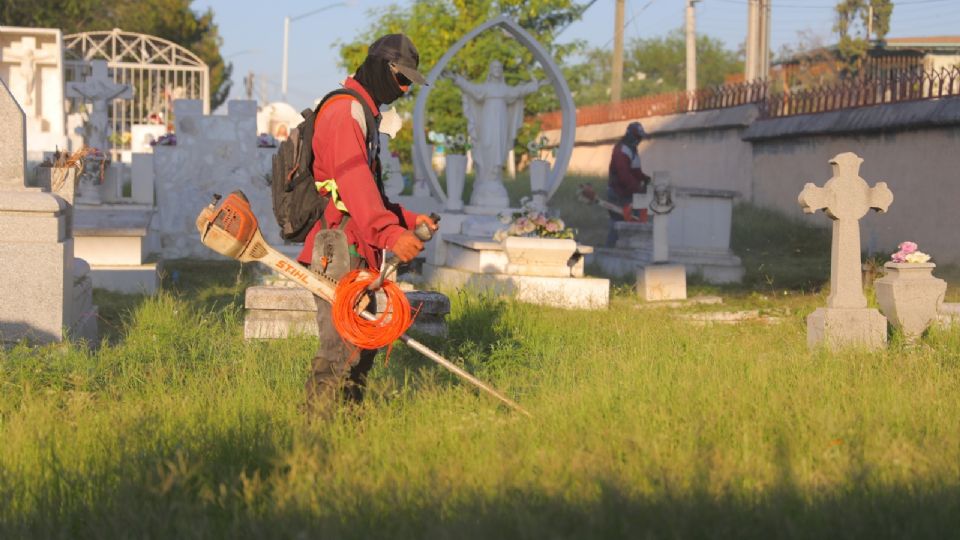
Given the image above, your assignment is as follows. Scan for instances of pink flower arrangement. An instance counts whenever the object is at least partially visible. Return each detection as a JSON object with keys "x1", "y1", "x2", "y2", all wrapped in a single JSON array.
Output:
[
  {"x1": 494, "y1": 202, "x2": 575, "y2": 242},
  {"x1": 891, "y1": 241, "x2": 931, "y2": 264}
]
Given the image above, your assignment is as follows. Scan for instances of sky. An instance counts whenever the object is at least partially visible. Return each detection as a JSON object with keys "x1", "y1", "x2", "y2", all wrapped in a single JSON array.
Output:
[{"x1": 193, "y1": 0, "x2": 960, "y2": 112}]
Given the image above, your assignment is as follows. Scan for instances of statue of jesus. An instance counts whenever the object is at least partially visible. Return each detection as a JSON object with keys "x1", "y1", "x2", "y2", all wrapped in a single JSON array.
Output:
[{"x1": 443, "y1": 60, "x2": 546, "y2": 209}]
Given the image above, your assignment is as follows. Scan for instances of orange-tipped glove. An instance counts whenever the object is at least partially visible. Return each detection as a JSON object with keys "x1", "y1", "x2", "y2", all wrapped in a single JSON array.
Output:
[
  {"x1": 391, "y1": 230, "x2": 424, "y2": 262},
  {"x1": 415, "y1": 214, "x2": 438, "y2": 232}
]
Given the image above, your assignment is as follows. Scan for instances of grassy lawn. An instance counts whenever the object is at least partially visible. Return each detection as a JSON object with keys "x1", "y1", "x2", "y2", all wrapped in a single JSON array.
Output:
[{"x1": 2, "y1": 178, "x2": 960, "y2": 538}]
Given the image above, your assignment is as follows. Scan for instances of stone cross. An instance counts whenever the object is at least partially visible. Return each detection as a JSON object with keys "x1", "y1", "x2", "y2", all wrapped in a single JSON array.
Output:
[
  {"x1": 1, "y1": 36, "x2": 58, "y2": 115},
  {"x1": 0, "y1": 78, "x2": 26, "y2": 190},
  {"x1": 798, "y1": 152, "x2": 893, "y2": 309},
  {"x1": 66, "y1": 60, "x2": 132, "y2": 152}
]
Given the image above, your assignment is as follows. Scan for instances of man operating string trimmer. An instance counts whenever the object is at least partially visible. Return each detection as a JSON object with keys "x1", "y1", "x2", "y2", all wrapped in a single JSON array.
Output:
[
  {"x1": 291, "y1": 34, "x2": 437, "y2": 416},
  {"x1": 197, "y1": 34, "x2": 529, "y2": 419}
]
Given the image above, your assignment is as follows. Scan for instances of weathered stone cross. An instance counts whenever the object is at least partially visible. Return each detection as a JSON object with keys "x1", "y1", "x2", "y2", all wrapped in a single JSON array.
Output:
[{"x1": 798, "y1": 152, "x2": 893, "y2": 309}]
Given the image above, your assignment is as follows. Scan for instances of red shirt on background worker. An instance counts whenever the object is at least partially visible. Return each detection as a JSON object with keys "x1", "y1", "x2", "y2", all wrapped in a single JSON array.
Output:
[
  {"x1": 606, "y1": 121, "x2": 651, "y2": 247},
  {"x1": 298, "y1": 34, "x2": 435, "y2": 416}
]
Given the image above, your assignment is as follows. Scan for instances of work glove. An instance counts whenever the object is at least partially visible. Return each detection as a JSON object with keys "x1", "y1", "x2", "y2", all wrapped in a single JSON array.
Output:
[
  {"x1": 391, "y1": 230, "x2": 424, "y2": 263},
  {"x1": 415, "y1": 214, "x2": 438, "y2": 232}
]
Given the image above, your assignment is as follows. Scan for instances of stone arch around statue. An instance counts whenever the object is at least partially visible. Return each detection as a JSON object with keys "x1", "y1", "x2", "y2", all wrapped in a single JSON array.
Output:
[{"x1": 412, "y1": 16, "x2": 575, "y2": 206}]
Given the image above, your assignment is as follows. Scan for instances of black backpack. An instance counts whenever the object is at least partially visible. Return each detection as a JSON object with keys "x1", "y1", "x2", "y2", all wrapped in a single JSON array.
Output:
[{"x1": 270, "y1": 88, "x2": 381, "y2": 242}]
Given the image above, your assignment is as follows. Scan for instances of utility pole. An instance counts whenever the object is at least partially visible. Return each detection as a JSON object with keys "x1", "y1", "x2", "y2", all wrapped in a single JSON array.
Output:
[
  {"x1": 867, "y1": 4, "x2": 874, "y2": 40},
  {"x1": 281, "y1": 16, "x2": 290, "y2": 101},
  {"x1": 686, "y1": 0, "x2": 699, "y2": 92},
  {"x1": 745, "y1": 0, "x2": 770, "y2": 81},
  {"x1": 759, "y1": 0, "x2": 771, "y2": 80},
  {"x1": 745, "y1": 0, "x2": 759, "y2": 81},
  {"x1": 281, "y1": 2, "x2": 348, "y2": 102},
  {"x1": 611, "y1": 0, "x2": 625, "y2": 104}
]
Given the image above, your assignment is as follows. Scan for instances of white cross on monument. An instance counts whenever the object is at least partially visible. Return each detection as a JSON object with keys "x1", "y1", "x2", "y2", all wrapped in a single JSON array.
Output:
[
  {"x1": 798, "y1": 152, "x2": 893, "y2": 308},
  {"x1": 66, "y1": 60, "x2": 132, "y2": 152},
  {"x1": 0, "y1": 36, "x2": 58, "y2": 116}
]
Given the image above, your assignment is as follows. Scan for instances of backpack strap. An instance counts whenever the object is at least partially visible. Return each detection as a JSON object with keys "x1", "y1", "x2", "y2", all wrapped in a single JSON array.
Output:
[
  {"x1": 317, "y1": 88, "x2": 380, "y2": 175},
  {"x1": 311, "y1": 88, "x2": 382, "y2": 230}
]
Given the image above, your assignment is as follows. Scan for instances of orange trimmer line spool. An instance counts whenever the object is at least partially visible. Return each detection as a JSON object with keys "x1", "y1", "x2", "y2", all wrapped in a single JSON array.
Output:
[{"x1": 332, "y1": 269, "x2": 414, "y2": 351}]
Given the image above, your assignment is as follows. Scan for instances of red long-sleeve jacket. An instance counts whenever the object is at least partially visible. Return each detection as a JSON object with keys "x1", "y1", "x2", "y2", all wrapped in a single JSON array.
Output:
[
  {"x1": 608, "y1": 141, "x2": 650, "y2": 201},
  {"x1": 297, "y1": 77, "x2": 418, "y2": 269}
]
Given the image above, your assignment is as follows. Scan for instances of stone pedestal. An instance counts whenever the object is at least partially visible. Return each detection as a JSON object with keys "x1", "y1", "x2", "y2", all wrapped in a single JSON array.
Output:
[
  {"x1": 806, "y1": 308, "x2": 888, "y2": 350},
  {"x1": 73, "y1": 207, "x2": 160, "y2": 294},
  {"x1": 0, "y1": 190, "x2": 74, "y2": 344},
  {"x1": 874, "y1": 262, "x2": 947, "y2": 340},
  {"x1": 502, "y1": 236, "x2": 578, "y2": 277},
  {"x1": 637, "y1": 263, "x2": 687, "y2": 301},
  {"x1": 423, "y1": 234, "x2": 606, "y2": 310}
]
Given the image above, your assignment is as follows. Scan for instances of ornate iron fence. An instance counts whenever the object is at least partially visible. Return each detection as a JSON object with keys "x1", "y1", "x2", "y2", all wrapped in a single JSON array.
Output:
[
  {"x1": 536, "y1": 67, "x2": 960, "y2": 129},
  {"x1": 536, "y1": 80, "x2": 769, "y2": 130},
  {"x1": 759, "y1": 66, "x2": 960, "y2": 118}
]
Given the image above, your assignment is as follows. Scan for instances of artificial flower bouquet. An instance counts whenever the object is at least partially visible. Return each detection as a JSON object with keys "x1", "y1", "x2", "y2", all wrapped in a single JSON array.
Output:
[
  {"x1": 493, "y1": 199, "x2": 575, "y2": 242},
  {"x1": 891, "y1": 241, "x2": 931, "y2": 264}
]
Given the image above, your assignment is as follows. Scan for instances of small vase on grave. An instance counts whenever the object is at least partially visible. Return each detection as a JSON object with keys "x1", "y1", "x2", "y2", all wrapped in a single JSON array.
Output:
[
  {"x1": 444, "y1": 153, "x2": 467, "y2": 212},
  {"x1": 874, "y1": 262, "x2": 947, "y2": 340}
]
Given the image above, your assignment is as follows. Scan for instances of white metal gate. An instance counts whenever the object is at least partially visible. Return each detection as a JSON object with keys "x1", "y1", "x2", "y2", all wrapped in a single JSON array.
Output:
[{"x1": 63, "y1": 29, "x2": 210, "y2": 153}]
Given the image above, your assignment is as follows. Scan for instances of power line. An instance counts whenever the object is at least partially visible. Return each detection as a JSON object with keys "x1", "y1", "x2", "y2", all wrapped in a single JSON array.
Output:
[
  {"x1": 712, "y1": 0, "x2": 956, "y2": 7},
  {"x1": 602, "y1": 0, "x2": 659, "y2": 49}
]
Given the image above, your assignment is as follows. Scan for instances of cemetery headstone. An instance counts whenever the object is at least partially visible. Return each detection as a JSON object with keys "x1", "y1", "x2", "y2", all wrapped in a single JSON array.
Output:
[
  {"x1": 634, "y1": 173, "x2": 686, "y2": 301},
  {"x1": 153, "y1": 99, "x2": 275, "y2": 259},
  {"x1": 799, "y1": 152, "x2": 891, "y2": 350},
  {"x1": 0, "y1": 79, "x2": 88, "y2": 345}
]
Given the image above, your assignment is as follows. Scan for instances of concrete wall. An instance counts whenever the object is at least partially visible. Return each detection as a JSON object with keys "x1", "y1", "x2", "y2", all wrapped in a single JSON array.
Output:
[
  {"x1": 748, "y1": 126, "x2": 960, "y2": 263},
  {"x1": 547, "y1": 98, "x2": 960, "y2": 263}
]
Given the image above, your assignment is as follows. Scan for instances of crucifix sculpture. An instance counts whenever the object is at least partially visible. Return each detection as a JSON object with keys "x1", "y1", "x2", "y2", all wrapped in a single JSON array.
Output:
[
  {"x1": 798, "y1": 152, "x2": 893, "y2": 309},
  {"x1": 1, "y1": 36, "x2": 58, "y2": 116},
  {"x1": 66, "y1": 60, "x2": 133, "y2": 152}
]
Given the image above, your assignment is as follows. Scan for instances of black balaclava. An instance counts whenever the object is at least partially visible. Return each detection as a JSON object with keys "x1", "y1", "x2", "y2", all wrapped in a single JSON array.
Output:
[
  {"x1": 623, "y1": 122, "x2": 643, "y2": 149},
  {"x1": 354, "y1": 55, "x2": 404, "y2": 107}
]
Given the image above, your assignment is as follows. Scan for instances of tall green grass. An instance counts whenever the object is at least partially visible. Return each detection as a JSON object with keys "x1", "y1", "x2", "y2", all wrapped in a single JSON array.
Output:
[{"x1": 2, "y1": 264, "x2": 960, "y2": 537}]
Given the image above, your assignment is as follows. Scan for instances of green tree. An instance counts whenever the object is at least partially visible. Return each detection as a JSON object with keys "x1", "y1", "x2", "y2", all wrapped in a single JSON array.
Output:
[
  {"x1": 570, "y1": 30, "x2": 742, "y2": 107},
  {"x1": 0, "y1": 0, "x2": 232, "y2": 110},
  {"x1": 337, "y1": 0, "x2": 587, "y2": 163},
  {"x1": 835, "y1": 0, "x2": 893, "y2": 74}
]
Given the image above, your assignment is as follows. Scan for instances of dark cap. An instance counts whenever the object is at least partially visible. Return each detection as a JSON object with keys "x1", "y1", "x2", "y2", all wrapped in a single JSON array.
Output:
[
  {"x1": 627, "y1": 122, "x2": 646, "y2": 138},
  {"x1": 368, "y1": 33, "x2": 428, "y2": 86}
]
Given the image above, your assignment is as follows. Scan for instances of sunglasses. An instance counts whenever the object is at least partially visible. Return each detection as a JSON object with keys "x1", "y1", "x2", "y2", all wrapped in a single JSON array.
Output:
[
  {"x1": 390, "y1": 63, "x2": 413, "y2": 87},
  {"x1": 394, "y1": 71, "x2": 412, "y2": 87}
]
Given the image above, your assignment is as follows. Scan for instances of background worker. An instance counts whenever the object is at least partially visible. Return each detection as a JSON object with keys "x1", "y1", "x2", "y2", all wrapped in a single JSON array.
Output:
[
  {"x1": 606, "y1": 121, "x2": 651, "y2": 247},
  {"x1": 296, "y1": 34, "x2": 436, "y2": 414}
]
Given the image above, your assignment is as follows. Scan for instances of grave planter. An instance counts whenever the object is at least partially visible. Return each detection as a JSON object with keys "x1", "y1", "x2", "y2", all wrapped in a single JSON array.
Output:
[
  {"x1": 874, "y1": 262, "x2": 947, "y2": 340},
  {"x1": 444, "y1": 153, "x2": 467, "y2": 212},
  {"x1": 501, "y1": 236, "x2": 578, "y2": 277}
]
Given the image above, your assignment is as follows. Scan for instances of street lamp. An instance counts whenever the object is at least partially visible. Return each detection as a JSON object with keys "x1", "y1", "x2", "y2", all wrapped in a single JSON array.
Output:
[{"x1": 281, "y1": 2, "x2": 350, "y2": 102}]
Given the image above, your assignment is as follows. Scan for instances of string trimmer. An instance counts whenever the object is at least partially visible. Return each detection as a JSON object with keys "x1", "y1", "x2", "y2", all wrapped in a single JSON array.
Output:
[
  {"x1": 196, "y1": 191, "x2": 531, "y2": 417},
  {"x1": 577, "y1": 183, "x2": 648, "y2": 223}
]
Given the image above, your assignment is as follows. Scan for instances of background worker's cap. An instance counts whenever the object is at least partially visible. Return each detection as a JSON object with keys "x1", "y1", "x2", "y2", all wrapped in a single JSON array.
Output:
[
  {"x1": 627, "y1": 122, "x2": 646, "y2": 138},
  {"x1": 368, "y1": 34, "x2": 428, "y2": 86}
]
